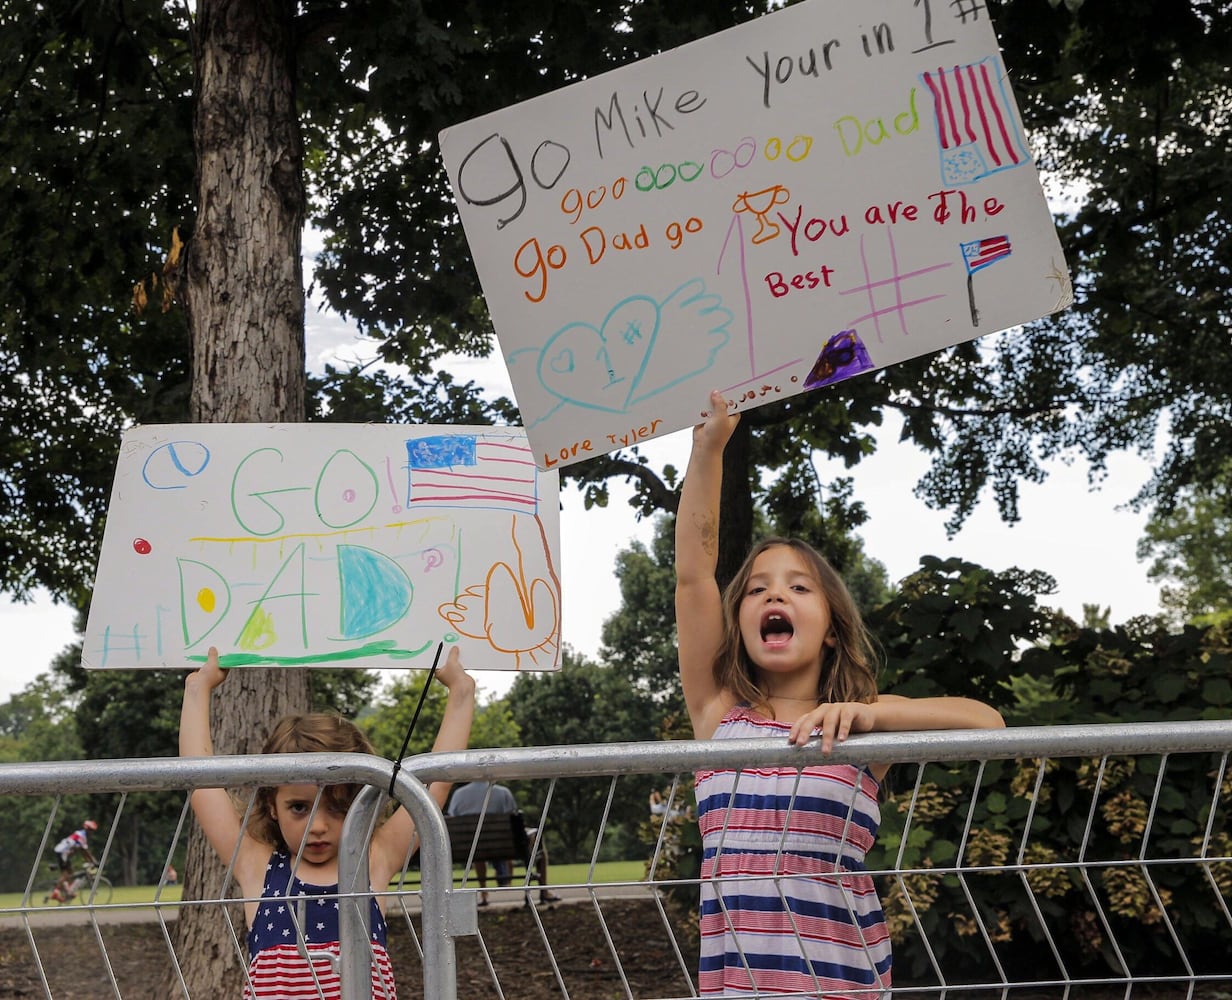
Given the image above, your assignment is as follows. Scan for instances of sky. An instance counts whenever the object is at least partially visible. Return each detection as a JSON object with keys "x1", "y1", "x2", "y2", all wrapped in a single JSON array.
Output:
[{"x1": 1, "y1": 238, "x2": 1165, "y2": 706}]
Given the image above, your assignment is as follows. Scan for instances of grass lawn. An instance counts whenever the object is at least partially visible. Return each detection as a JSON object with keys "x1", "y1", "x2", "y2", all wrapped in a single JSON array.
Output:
[
  {"x1": 0, "y1": 883, "x2": 184, "y2": 910},
  {"x1": 0, "y1": 859, "x2": 650, "y2": 911},
  {"x1": 536, "y1": 860, "x2": 647, "y2": 886}
]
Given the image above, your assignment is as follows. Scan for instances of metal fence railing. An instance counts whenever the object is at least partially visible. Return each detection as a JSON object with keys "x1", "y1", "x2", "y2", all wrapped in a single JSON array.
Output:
[{"x1": 0, "y1": 720, "x2": 1229, "y2": 999}]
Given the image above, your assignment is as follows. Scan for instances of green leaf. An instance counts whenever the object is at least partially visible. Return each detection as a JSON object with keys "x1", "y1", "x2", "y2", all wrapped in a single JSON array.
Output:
[
  {"x1": 1202, "y1": 678, "x2": 1232, "y2": 706},
  {"x1": 929, "y1": 839, "x2": 958, "y2": 865},
  {"x1": 1152, "y1": 674, "x2": 1188, "y2": 703}
]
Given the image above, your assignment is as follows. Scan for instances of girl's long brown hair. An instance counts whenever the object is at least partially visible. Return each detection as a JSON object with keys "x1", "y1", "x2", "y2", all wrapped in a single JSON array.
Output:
[
  {"x1": 249, "y1": 713, "x2": 376, "y2": 853},
  {"x1": 712, "y1": 537, "x2": 879, "y2": 715}
]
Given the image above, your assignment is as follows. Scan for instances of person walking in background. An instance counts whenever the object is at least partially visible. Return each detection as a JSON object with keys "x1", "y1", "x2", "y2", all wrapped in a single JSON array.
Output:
[
  {"x1": 675, "y1": 390, "x2": 1005, "y2": 997},
  {"x1": 447, "y1": 780, "x2": 561, "y2": 906}
]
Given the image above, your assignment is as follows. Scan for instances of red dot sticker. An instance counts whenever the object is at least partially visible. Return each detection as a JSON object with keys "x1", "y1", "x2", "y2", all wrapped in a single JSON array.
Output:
[{"x1": 133, "y1": 538, "x2": 152, "y2": 555}]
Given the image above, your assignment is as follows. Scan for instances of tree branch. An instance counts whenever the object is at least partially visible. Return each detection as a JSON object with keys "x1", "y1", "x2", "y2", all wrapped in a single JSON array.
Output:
[
  {"x1": 883, "y1": 396, "x2": 1076, "y2": 421},
  {"x1": 564, "y1": 455, "x2": 680, "y2": 515}
]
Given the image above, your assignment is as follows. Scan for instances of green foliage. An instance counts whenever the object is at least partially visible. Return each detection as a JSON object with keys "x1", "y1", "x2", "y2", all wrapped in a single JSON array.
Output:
[
  {"x1": 505, "y1": 649, "x2": 662, "y2": 862},
  {"x1": 906, "y1": 1, "x2": 1232, "y2": 530},
  {"x1": 300, "y1": 0, "x2": 771, "y2": 364},
  {"x1": 360, "y1": 672, "x2": 520, "y2": 761},
  {"x1": 869, "y1": 595, "x2": 1232, "y2": 981},
  {"x1": 869, "y1": 556, "x2": 1059, "y2": 709},
  {"x1": 309, "y1": 366, "x2": 519, "y2": 426},
  {"x1": 0, "y1": 671, "x2": 91, "y2": 892},
  {"x1": 763, "y1": 466, "x2": 895, "y2": 613},
  {"x1": 1136, "y1": 463, "x2": 1232, "y2": 626},
  {"x1": 309, "y1": 669, "x2": 380, "y2": 720},
  {"x1": 599, "y1": 525, "x2": 684, "y2": 713},
  {"x1": 0, "y1": 0, "x2": 195, "y2": 601},
  {"x1": 1022, "y1": 617, "x2": 1232, "y2": 725}
]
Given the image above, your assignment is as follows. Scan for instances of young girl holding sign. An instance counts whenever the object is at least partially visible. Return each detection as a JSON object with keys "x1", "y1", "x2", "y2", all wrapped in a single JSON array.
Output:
[
  {"x1": 676, "y1": 390, "x2": 1004, "y2": 997},
  {"x1": 180, "y1": 646, "x2": 475, "y2": 999}
]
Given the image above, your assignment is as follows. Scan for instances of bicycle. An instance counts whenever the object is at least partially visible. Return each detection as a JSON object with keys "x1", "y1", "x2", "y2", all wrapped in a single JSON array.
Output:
[{"x1": 40, "y1": 863, "x2": 113, "y2": 905}]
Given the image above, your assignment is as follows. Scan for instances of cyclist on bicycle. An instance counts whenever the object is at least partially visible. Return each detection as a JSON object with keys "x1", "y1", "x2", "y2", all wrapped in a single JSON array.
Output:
[{"x1": 50, "y1": 819, "x2": 98, "y2": 901}]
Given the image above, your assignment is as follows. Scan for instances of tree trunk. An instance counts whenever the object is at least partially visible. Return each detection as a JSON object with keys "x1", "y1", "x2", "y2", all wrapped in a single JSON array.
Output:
[
  {"x1": 187, "y1": 0, "x2": 307, "y2": 424},
  {"x1": 122, "y1": 815, "x2": 139, "y2": 887},
  {"x1": 169, "y1": 2, "x2": 310, "y2": 996}
]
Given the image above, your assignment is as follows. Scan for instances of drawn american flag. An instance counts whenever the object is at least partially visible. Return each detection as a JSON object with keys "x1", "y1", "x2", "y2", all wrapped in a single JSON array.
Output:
[
  {"x1": 961, "y1": 235, "x2": 1012, "y2": 274},
  {"x1": 406, "y1": 435, "x2": 539, "y2": 512},
  {"x1": 923, "y1": 58, "x2": 1026, "y2": 178}
]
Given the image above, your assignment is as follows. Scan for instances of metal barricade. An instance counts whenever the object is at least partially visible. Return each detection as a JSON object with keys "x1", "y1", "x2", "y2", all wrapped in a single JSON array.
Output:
[
  {"x1": 0, "y1": 753, "x2": 448, "y2": 1000},
  {"x1": 0, "y1": 721, "x2": 1229, "y2": 999}
]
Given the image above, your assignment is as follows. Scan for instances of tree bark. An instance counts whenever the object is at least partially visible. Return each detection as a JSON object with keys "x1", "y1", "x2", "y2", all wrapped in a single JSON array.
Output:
[
  {"x1": 122, "y1": 815, "x2": 139, "y2": 887},
  {"x1": 170, "y1": 2, "x2": 311, "y2": 996},
  {"x1": 187, "y1": 0, "x2": 307, "y2": 424}
]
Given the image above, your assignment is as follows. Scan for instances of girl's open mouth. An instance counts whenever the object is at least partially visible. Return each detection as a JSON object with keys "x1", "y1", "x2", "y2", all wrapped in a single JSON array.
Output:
[{"x1": 760, "y1": 610, "x2": 794, "y2": 648}]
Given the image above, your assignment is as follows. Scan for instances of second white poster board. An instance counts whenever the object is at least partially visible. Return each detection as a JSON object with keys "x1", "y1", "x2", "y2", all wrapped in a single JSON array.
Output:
[{"x1": 83, "y1": 424, "x2": 561, "y2": 672}]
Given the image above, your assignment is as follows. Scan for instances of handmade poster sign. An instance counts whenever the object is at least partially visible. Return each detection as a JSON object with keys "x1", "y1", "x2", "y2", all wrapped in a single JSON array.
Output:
[
  {"x1": 83, "y1": 424, "x2": 562, "y2": 672},
  {"x1": 439, "y1": 0, "x2": 1072, "y2": 471}
]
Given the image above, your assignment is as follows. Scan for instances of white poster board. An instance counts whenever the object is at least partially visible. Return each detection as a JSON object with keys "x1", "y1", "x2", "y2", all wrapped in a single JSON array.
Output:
[
  {"x1": 439, "y1": 0, "x2": 1072, "y2": 470},
  {"x1": 83, "y1": 424, "x2": 561, "y2": 672}
]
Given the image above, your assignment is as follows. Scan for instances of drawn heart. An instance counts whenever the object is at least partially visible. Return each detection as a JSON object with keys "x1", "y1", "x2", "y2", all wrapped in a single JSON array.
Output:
[
  {"x1": 537, "y1": 296, "x2": 661, "y2": 414},
  {"x1": 623, "y1": 279, "x2": 733, "y2": 406}
]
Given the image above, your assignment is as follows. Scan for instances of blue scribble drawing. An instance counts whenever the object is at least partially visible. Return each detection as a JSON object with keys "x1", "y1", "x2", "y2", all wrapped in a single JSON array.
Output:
[
  {"x1": 921, "y1": 57, "x2": 1027, "y2": 186},
  {"x1": 407, "y1": 435, "x2": 477, "y2": 469},
  {"x1": 507, "y1": 278, "x2": 732, "y2": 425},
  {"x1": 142, "y1": 440, "x2": 211, "y2": 490},
  {"x1": 336, "y1": 544, "x2": 414, "y2": 639}
]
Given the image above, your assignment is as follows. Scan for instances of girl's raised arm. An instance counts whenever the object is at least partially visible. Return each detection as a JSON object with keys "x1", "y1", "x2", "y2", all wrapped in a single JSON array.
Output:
[
  {"x1": 372, "y1": 646, "x2": 475, "y2": 878},
  {"x1": 423, "y1": 647, "x2": 476, "y2": 809},
  {"x1": 179, "y1": 648, "x2": 247, "y2": 864},
  {"x1": 675, "y1": 389, "x2": 740, "y2": 738}
]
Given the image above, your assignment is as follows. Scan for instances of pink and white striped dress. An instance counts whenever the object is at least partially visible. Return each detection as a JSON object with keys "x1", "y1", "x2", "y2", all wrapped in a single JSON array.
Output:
[{"x1": 694, "y1": 704, "x2": 892, "y2": 998}]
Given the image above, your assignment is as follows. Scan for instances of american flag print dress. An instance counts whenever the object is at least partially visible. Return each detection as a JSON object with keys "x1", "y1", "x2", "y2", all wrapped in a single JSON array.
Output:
[
  {"x1": 694, "y1": 705, "x2": 892, "y2": 998},
  {"x1": 244, "y1": 852, "x2": 397, "y2": 999}
]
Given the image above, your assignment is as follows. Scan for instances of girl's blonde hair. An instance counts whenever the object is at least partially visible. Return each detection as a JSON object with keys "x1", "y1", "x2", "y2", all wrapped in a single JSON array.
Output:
[
  {"x1": 249, "y1": 713, "x2": 376, "y2": 852},
  {"x1": 713, "y1": 537, "x2": 879, "y2": 713}
]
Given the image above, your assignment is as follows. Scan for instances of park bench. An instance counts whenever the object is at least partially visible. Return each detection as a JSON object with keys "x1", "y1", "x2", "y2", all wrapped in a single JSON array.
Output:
[
  {"x1": 445, "y1": 810, "x2": 532, "y2": 874},
  {"x1": 401, "y1": 810, "x2": 555, "y2": 899}
]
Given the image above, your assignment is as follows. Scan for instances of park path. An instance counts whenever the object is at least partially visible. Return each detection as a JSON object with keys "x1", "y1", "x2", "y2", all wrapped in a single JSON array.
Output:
[{"x1": 0, "y1": 881, "x2": 655, "y2": 928}]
